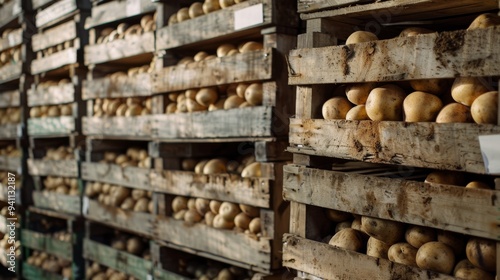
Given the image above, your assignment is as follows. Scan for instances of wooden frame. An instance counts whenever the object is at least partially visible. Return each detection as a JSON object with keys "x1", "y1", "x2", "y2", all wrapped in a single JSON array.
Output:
[
  {"x1": 32, "y1": 20, "x2": 78, "y2": 52},
  {"x1": 0, "y1": 62, "x2": 23, "y2": 84},
  {"x1": 31, "y1": 47, "x2": 79, "y2": 75}
]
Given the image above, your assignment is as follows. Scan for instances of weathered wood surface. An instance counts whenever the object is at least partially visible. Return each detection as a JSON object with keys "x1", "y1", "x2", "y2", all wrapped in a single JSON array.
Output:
[
  {"x1": 0, "y1": 63, "x2": 22, "y2": 83},
  {"x1": 85, "y1": 0, "x2": 157, "y2": 28},
  {"x1": 27, "y1": 159, "x2": 78, "y2": 177},
  {"x1": 82, "y1": 72, "x2": 152, "y2": 99},
  {"x1": 83, "y1": 239, "x2": 153, "y2": 280},
  {"x1": 153, "y1": 106, "x2": 274, "y2": 139},
  {"x1": 289, "y1": 119, "x2": 500, "y2": 174},
  {"x1": 32, "y1": 0, "x2": 54, "y2": 10},
  {"x1": 32, "y1": 191, "x2": 81, "y2": 215},
  {"x1": 0, "y1": 216, "x2": 7, "y2": 233},
  {"x1": 28, "y1": 83, "x2": 75, "y2": 107},
  {"x1": 82, "y1": 116, "x2": 152, "y2": 138},
  {"x1": 0, "y1": 156, "x2": 21, "y2": 173},
  {"x1": 150, "y1": 170, "x2": 271, "y2": 208},
  {"x1": 0, "y1": 28, "x2": 23, "y2": 53},
  {"x1": 0, "y1": 124, "x2": 20, "y2": 139},
  {"x1": 152, "y1": 49, "x2": 273, "y2": 93},
  {"x1": 84, "y1": 31, "x2": 154, "y2": 65},
  {"x1": 289, "y1": 26, "x2": 500, "y2": 85},
  {"x1": 81, "y1": 162, "x2": 151, "y2": 190},
  {"x1": 283, "y1": 234, "x2": 456, "y2": 280},
  {"x1": 27, "y1": 116, "x2": 75, "y2": 136},
  {"x1": 21, "y1": 230, "x2": 73, "y2": 260},
  {"x1": 284, "y1": 165, "x2": 500, "y2": 240},
  {"x1": 154, "y1": 217, "x2": 272, "y2": 271},
  {"x1": 31, "y1": 47, "x2": 78, "y2": 75},
  {"x1": 35, "y1": 0, "x2": 78, "y2": 28},
  {"x1": 153, "y1": 268, "x2": 191, "y2": 280},
  {"x1": 32, "y1": 20, "x2": 77, "y2": 52},
  {"x1": 297, "y1": 0, "x2": 369, "y2": 13},
  {"x1": 0, "y1": 182, "x2": 21, "y2": 204},
  {"x1": 156, "y1": 0, "x2": 271, "y2": 50},
  {"x1": 0, "y1": 0, "x2": 22, "y2": 29},
  {"x1": 0, "y1": 90, "x2": 20, "y2": 108},
  {"x1": 22, "y1": 263, "x2": 64, "y2": 280}
]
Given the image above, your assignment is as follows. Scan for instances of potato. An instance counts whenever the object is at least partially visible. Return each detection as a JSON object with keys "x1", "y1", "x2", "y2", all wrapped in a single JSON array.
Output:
[
  {"x1": 189, "y1": 2, "x2": 204, "y2": 18},
  {"x1": 346, "y1": 105, "x2": 370, "y2": 120},
  {"x1": 203, "y1": 159, "x2": 227, "y2": 174},
  {"x1": 345, "y1": 83, "x2": 377, "y2": 105},
  {"x1": 436, "y1": 103, "x2": 473, "y2": 123},
  {"x1": 326, "y1": 209, "x2": 351, "y2": 223},
  {"x1": 205, "y1": 211, "x2": 216, "y2": 226},
  {"x1": 405, "y1": 225, "x2": 436, "y2": 249},
  {"x1": 455, "y1": 266, "x2": 494, "y2": 280},
  {"x1": 210, "y1": 200, "x2": 222, "y2": 214},
  {"x1": 322, "y1": 97, "x2": 353, "y2": 120},
  {"x1": 248, "y1": 217, "x2": 261, "y2": 234},
  {"x1": 241, "y1": 162, "x2": 261, "y2": 178},
  {"x1": 217, "y1": 44, "x2": 236, "y2": 57},
  {"x1": 239, "y1": 204, "x2": 259, "y2": 218},
  {"x1": 350, "y1": 216, "x2": 363, "y2": 232},
  {"x1": 471, "y1": 91, "x2": 498, "y2": 124},
  {"x1": 346, "y1": 31, "x2": 378, "y2": 44},
  {"x1": 425, "y1": 171, "x2": 465, "y2": 186},
  {"x1": 399, "y1": 27, "x2": 434, "y2": 37},
  {"x1": 120, "y1": 197, "x2": 136, "y2": 211},
  {"x1": 187, "y1": 198, "x2": 196, "y2": 210},
  {"x1": 176, "y1": 7, "x2": 190, "y2": 22},
  {"x1": 126, "y1": 237, "x2": 144, "y2": 255},
  {"x1": 240, "y1": 41, "x2": 263, "y2": 53},
  {"x1": 465, "y1": 181, "x2": 492, "y2": 189},
  {"x1": 388, "y1": 242, "x2": 418, "y2": 267},
  {"x1": 234, "y1": 212, "x2": 252, "y2": 230},
  {"x1": 213, "y1": 214, "x2": 235, "y2": 229},
  {"x1": 328, "y1": 228, "x2": 365, "y2": 252},
  {"x1": 173, "y1": 209, "x2": 187, "y2": 220},
  {"x1": 196, "y1": 88, "x2": 218, "y2": 107},
  {"x1": 194, "y1": 160, "x2": 209, "y2": 174},
  {"x1": 361, "y1": 216, "x2": 404, "y2": 245},
  {"x1": 209, "y1": 98, "x2": 225, "y2": 111},
  {"x1": 224, "y1": 95, "x2": 245, "y2": 109},
  {"x1": 236, "y1": 83, "x2": 249, "y2": 98},
  {"x1": 184, "y1": 208, "x2": 203, "y2": 223},
  {"x1": 244, "y1": 83, "x2": 263, "y2": 106},
  {"x1": 47, "y1": 106, "x2": 61, "y2": 117},
  {"x1": 416, "y1": 241, "x2": 455, "y2": 274},
  {"x1": 335, "y1": 221, "x2": 352, "y2": 233},
  {"x1": 172, "y1": 196, "x2": 189, "y2": 212},
  {"x1": 134, "y1": 198, "x2": 149, "y2": 212},
  {"x1": 111, "y1": 239, "x2": 126, "y2": 250},
  {"x1": 219, "y1": 202, "x2": 240, "y2": 221},
  {"x1": 468, "y1": 13, "x2": 500, "y2": 30},
  {"x1": 403, "y1": 91, "x2": 443, "y2": 122},
  {"x1": 409, "y1": 79, "x2": 450, "y2": 95},
  {"x1": 202, "y1": 0, "x2": 221, "y2": 14},
  {"x1": 367, "y1": 236, "x2": 391, "y2": 259},
  {"x1": 466, "y1": 237, "x2": 496, "y2": 272},
  {"x1": 186, "y1": 98, "x2": 207, "y2": 112},
  {"x1": 30, "y1": 107, "x2": 42, "y2": 118},
  {"x1": 195, "y1": 198, "x2": 210, "y2": 215},
  {"x1": 451, "y1": 77, "x2": 490, "y2": 106},
  {"x1": 365, "y1": 84, "x2": 406, "y2": 121}
]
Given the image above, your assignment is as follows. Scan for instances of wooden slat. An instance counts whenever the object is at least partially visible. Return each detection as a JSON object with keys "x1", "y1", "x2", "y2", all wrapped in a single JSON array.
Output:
[
  {"x1": 82, "y1": 72, "x2": 152, "y2": 99},
  {"x1": 32, "y1": 191, "x2": 81, "y2": 215},
  {"x1": 289, "y1": 119, "x2": 500, "y2": 174},
  {"x1": 153, "y1": 268, "x2": 191, "y2": 280},
  {"x1": 27, "y1": 83, "x2": 75, "y2": 107},
  {"x1": 81, "y1": 162, "x2": 151, "y2": 190},
  {"x1": 156, "y1": 0, "x2": 272, "y2": 51},
  {"x1": 27, "y1": 116, "x2": 76, "y2": 136},
  {"x1": 22, "y1": 263, "x2": 64, "y2": 280},
  {"x1": 27, "y1": 159, "x2": 78, "y2": 177},
  {"x1": 82, "y1": 116, "x2": 152, "y2": 138},
  {"x1": 289, "y1": 26, "x2": 500, "y2": 85},
  {"x1": 83, "y1": 239, "x2": 153, "y2": 280},
  {"x1": 284, "y1": 165, "x2": 500, "y2": 240},
  {"x1": 0, "y1": 0, "x2": 22, "y2": 29},
  {"x1": 0, "y1": 124, "x2": 20, "y2": 139},
  {"x1": 35, "y1": 0, "x2": 78, "y2": 28},
  {"x1": 84, "y1": 31, "x2": 154, "y2": 65},
  {"x1": 152, "y1": 49, "x2": 273, "y2": 93},
  {"x1": 0, "y1": 28, "x2": 23, "y2": 53},
  {"x1": 0, "y1": 156, "x2": 21, "y2": 173},
  {"x1": 31, "y1": 47, "x2": 78, "y2": 75},
  {"x1": 32, "y1": 20, "x2": 78, "y2": 52},
  {"x1": 0, "y1": 90, "x2": 21, "y2": 108},
  {"x1": 32, "y1": 0, "x2": 54, "y2": 10},
  {"x1": 150, "y1": 170, "x2": 271, "y2": 208},
  {"x1": 85, "y1": 0, "x2": 157, "y2": 28},
  {"x1": 297, "y1": 0, "x2": 370, "y2": 13},
  {"x1": 21, "y1": 230, "x2": 73, "y2": 260},
  {"x1": 283, "y1": 234, "x2": 455, "y2": 280},
  {"x1": 0, "y1": 63, "x2": 22, "y2": 84}
]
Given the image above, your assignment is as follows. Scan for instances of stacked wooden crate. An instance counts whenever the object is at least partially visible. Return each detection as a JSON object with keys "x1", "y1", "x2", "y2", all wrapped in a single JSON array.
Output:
[{"x1": 282, "y1": 1, "x2": 500, "y2": 279}]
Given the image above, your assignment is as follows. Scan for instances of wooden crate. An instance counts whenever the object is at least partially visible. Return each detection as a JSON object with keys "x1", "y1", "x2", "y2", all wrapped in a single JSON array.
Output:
[
  {"x1": 27, "y1": 116, "x2": 77, "y2": 136},
  {"x1": 22, "y1": 262, "x2": 65, "y2": 280},
  {"x1": 31, "y1": 45, "x2": 80, "y2": 75},
  {"x1": 35, "y1": 0, "x2": 90, "y2": 28},
  {"x1": 32, "y1": 190, "x2": 81, "y2": 215},
  {"x1": 84, "y1": 0, "x2": 157, "y2": 29},
  {"x1": 0, "y1": 0, "x2": 22, "y2": 29},
  {"x1": 27, "y1": 158, "x2": 78, "y2": 177}
]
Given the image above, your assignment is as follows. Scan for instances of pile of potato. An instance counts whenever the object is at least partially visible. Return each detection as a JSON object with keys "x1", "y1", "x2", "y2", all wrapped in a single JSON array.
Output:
[
  {"x1": 181, "y1": 259, "x2": 253, "y2": 280},
  {"x1": 52, "y1": 230, "x2": 71, "y2": 242},
  {"x1": 29, "y1": 104, "x2": 73, "y2": 118},
  {"x1": 95, "y1": 13, "x2": 156, "y2": 44},
  {"x1": 171, "y1": 196, "x2": 262, "y2": 235},
  {"x1": 105, "y1": 61, "x2": 156, "y2": 80},
  {"x1": 0, "y1": 233, "x2": 21, "y2": 258},
  {"x1": 85, "y1": 182, "x2": 154, "y2": 213},
  {"x1": 0, "y1": 107, "x2": 21, "y2": 124},
  {"x1": 42, "y1": 176, "x2": 79, "y2": 196},
  {"x1": 93, "y1": 97, "x2": 152, "y2": 118},
  {"x1": 43, "y1": 146, "x2": 75, "y2": 160},
  {"x1": 38, "y1": 40, "x2": 75, "y2": 59},
  {"x1": 86, "y1": 262, "x2": 138, "y2": 280},
  {"x1": 424, "y1": 170, "x2": 494, "y2": 189},
  {"x1": 0, "y1": 45, "x2": 21, "y2": 67},
  {"x1": 0, "y1": 145, "x2": 20, "y2": 157},
  {"x1": 108, "y1": 231, "x2": 150, "y2": 258},
  {"x1": 179, "y1": 155, "x2": 261, "y2": 178},
  {"x1": 26, "y1": 251, "x2": 72, "y2": 278},
  {"x1": 168, "y1": 0, "x2": 248, "y2": 24},
  {"x1": 176, "y1": 41, "x2": 263, "y2": 64},
  {"x1": 98, "y1": 148, "x2": 150, "y2": 168}
]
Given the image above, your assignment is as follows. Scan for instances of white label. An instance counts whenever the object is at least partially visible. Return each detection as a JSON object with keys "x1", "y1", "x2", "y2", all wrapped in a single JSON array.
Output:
[
  {"x1": 479, "y1": 134, "x2": 500, "y2": 175},
  {"x1": 82, "y1": 196, "x2": 89, "y2": 214},
  {"x1": 126, "y1": 0, "x2": 141, "y2": 17},
  {"x1": 234, "y1": 4, "x2": 264, "y2": 31}
]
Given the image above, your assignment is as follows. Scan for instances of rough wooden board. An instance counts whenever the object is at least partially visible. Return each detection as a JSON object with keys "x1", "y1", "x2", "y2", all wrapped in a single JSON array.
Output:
[
  {"x1": 83, "y1": 239, "x2": 153, "y2": 280},
  {"x1": 153, "y1": 268, "x2": 191, "y2": 280},
  {"x1": 21, "y1": 230, "x2": 73, "y2": 260},
  {"x1": 81, "y1": 162, "x2": 151, "y2": 189},
  {"x1": 32, "y1": 0, "x2": 54, "y2": 10},
  {"x1": 0, "y1": 0, "x2": 22, "y2": 29},
  {"x1": 82, "y1": 116, "x2": 152, "y2": 137},
  {"x1": 31, "y1": 48, "x2": 78, "y2": 75},
  {"x1": 82, "y1": 72, "x2": 152, "y2": 99},
  {"x1": 156, "y1": 0, "x2": 272, "y2": 51},
  {"x1": 0, "y1": 90, "x2": 20, "y2": 108},
  {"x1": 27, "y1": 116, "x2": 76, "y2": 136},
  {"x1": 289, "y1": 119, "x2": 500, "y2": 174},
  {"x1": 152, "y1": 107, "x2": 274, "y2": 139},
  {"x1": 35, "y1": 0, "x2": 78, "y2": 27},
  {"x1": 154, "y1": 217, "x2": 272, "y2": 271},
  {"x1": 84, "y1": 31, "x2": 154, "y2": 65},
  {"x1": 32, "y1": 191, "x2": 81, "y2": 215},
  {"x1": 150, "y1": 170, "x2": 271, "y2": 208},
  {"x1": 0, "y1": 28, "x2": 23, "y2": 53},
  {"x1": 0, "y1": 216, "x2": 7, "y2": 234},
  {"x1": 27, "y1": 159, "x2": 78, "y2": 177},
  {"x1": 283, "y1": 234, "x2": 456, "y2": 280},
  {"x1": 32, "y1": 20, "x2": 77, "y2": 52},
  {"x1": 0, "y1": 124, "x2": 20, "y2": 139},
  {"x1": 28, "y1": 83, "x2": 75, "y2": 107},
  {"x1": 0, "y1": 63, "x2": 22, "y2": 83},
  {"x1": 297, "y1": 0, "x2": 369, "y2": 13},
  {"x1": 284, "y1": 165, "x2": 500, "y2": 240},
  {"x1": 22, "y1": 263, "x2": 64, "y2": 280},
  {"x1": 85, "y1": 0, "x2": 157, "y2": 28},
  {"x1": 0, "y1": 156, "x2": 21, "y2": 173},
  {"x1": 152, "y1": 49, "x2": 273, "y2": 93}
]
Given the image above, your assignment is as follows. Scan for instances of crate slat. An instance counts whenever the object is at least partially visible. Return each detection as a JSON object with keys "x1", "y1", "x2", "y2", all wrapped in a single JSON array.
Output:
[
  {"x1": 0, "y1": 156, "x2": 21, "y2": 173},
  {"x1": 0, "y1": 90, "x2": 21, "y2": 108},
  {"x1": 85, "y1": 0, "x2": 157, "y2": 28},
  {"x1": 0, "y1": 63, "x2": 22, "y2": 84},
  {"x1": 82, "y1": 116, "x2": 152, "y2": 138},
  {"x1": 0, "y1": 124, "x2": 20, "y2": 139},
  {"x1": 27, "y1": 116, "x2": 76, "y2": 136},
  {"x1": 0, "y1": 0, "x2": 22, "y2": 29},
  {"x1": 32, "y1": 191, "x2": 81, "y2": 215},
  {"x1": 27, "y1": 159, "x2": 78, "y2": 177},
  {"x1": 31, "y1": 47, "x2": 79, "y2": 75},
  {"x1": 32, "y1": 20, "x2": 78, "y2": 52},
  {"x1": 35, "y1": 0, "x2": 79, "y2": 28},
  {"x1": 82, "y1": 72, "x2": 152, "y2": 99},
  {"x1": 0, "y1": 28, "x2": 23, "y2": 53},
  {"x1": 28, "y1": 83, "x2": 75, "y2": 107},
  {"x1": 153, "y1": 268, "x2": 191, "y2": 280},
  {"x1": 22, "y1": 263, "x2": 64, "y2": 280},
  {"x1": 297, "y1": 0, "x2": 370, "y2": 13},
  {"x1": 81, "y1": 162, "x2": 151, "y2": 190},
  {"x1": 21, "y1": 229, "x2": 73, "y2": 260}
]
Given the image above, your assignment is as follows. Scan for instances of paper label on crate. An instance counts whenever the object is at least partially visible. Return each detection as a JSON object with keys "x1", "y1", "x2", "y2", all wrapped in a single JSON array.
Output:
[
  {"x1": 478, "y1": 134, "x2": 500, "y2": 175},
  {"x1": 126, "y1": 0, "x2": 141, "y2": 17},
  {"x1": 82, "y1": 196, "x2": 89, "y2": 214},
  {"x1": 234, "y1": 4, "x2": 264, "y2": 31}
]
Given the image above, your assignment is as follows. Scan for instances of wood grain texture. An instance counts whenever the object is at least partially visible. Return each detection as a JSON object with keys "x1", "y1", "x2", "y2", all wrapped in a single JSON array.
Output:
[
  {"x1": 0, "y1": 0, "x2": 21, "y2": 29},
  {"x1": 0, "y1": 124, "x2": 20, "y2": 139},
  {"x1": 35, "y1": 0, "x2": 78, "y2": 28},
  {"x1": 32, "y1": 191, "x2": 81, "y2": 215},
  {"x1": 0, "y1": 90, "x2": 20, "y2": 108},
  {"x1": 21, "y1": 230, "x2": 73, "y2": 260},
  {"x1": 31, "y1": 47, "x2": 78, "y2": 75},
  {"x1": 82, "y1": 116, "x2": 152, "y2": 138},
  {"x1": 152, "y1": 49, "x2": 273, "y2": 93},
  {"x1": 22, "y1": 263, "x2": 64, "y2": 280},
  {"x1": 27, "y1": 159, "x2": 78, "y2": 177},
  {"x1": 85, "y1": 0, "x2": 157, "y2": 28},
  {"x1": 0, "y1": 28, "x2": 23, "y2": 53},
  {"x1": 81, "y1": 162, "x2": 151, "y2": 190},
  {"x1": 0, "y1": 63, "x2": 22, "y2": 83},
  {"x1": 84, "y1": 31, "x2": 154, "y2": 65},
  {"x1": 298, "y1": 0, "x2": 369, "y2": 13},
  {"x1": 283, "y1": 234, "x2": 456, "y2": 280},
  {"x1": 28, "y1": 83, "x2": 75, "y2": 107},
  {"x1": 0, "y1": 156, "x2": 21, "y2": 173},
  {"x1": 82, "y1": 72, "x2": 152, "y2": 99},
  {"x1": 289, "y1": 26, "x2": 500, "y2": 85},
  {"x1": 32, "y1": 20, "x2": 77, "y2": 52},
  {"x1": 284, "y1": 165, "x2": 500, "y2": 240},
  {"x1": 27, "y1": 116, "x2": 76, "y2": 136},
  {"x1": 289, "y1": 119, "x2": 500, "y2": 174},
  {"x1": 153, "y1": 268, "x2": 191, "y2": 280}
]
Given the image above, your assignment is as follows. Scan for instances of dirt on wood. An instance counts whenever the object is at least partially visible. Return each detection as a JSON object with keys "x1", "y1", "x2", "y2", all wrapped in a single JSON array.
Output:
[{"x1": 433, "y1": 30, "x2": 465, "y2": 67}]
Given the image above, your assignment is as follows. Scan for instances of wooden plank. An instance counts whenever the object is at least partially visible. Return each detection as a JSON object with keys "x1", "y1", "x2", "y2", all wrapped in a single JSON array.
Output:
[
  {"x1": 82, "y1": 72, "x2": 152, "y2": 99},
  {"x1": 0, "y1": 124, "x2": 20, "y2": 139},
  {"x1": 22, "y1": 263, "x2": 64, "y2": 280},
  {"x1": 0, "y1": 0, "x2": 22, "y2": 29},
  {"x1": 84, "y1": 31, "x2": 154, "y2": 65},
  {"x1": 32, "y1": 0, "x2": 54, "y2": 10},
  {"x1": 85, "y1": 0, "x2": 157, "y2": 29},
  {"x1": 152, "y1": 49, "x2": 273, "y2": 93},
  {"x1": 31, "y1": 47, "x2": 78, "y2": 75},
  {"x1": 153, "y1": 268, "x2": 191, "y2": 280},
  {"x1": 81, "y1": 162, "x2": 151, "y2": 189},
  {"x1": 83, "y1": 238, "x2": 153, "y2": 280},
  {"x1": 0, "y1": 63, "x2": 22, "y2": 84},
  {"x1": 27, "y1": 159, "x2": 78, "y2": 177},
  {"x1": 289, "y1": 119, "x2": 500, "y2": 174},
  {"x1": 27, "y1": 116, "x2": 76, "y2": 136},
  {"x1": 32, "y1": 191, "x2": 81, "y2": 215},
  {"x1": 82, "y1": 116, "x2": 152, "y2": 138},
  {"x1": 0, "y1": 156, "x2": 21, "y2": 173},
  {"x1": 21, "y1": 230, "x2": 73, "y2": 260},
  {"x1": 284, "y1": 165, "x2": 500, "y2": 240},
  {"x1": 32, "y1": 20, "x2": 78, "y2": 52},
  {"x1": 283, "y1": 234, "x2": 456, "y2": 280},
  {"x1": 35, "y1": 0, "x2": 78, "y2": 28},
  {"x1": 0, "y1": 90, "x2": 21, "y2": 108},
  {"x1": 153, "y1": 106, "x2": 274, "y2": 139},
  {"x1": 27, "y1": 83, "x2": 75, "y2": 107},
  {"x1": 150, "y1": 170, "x2": 271, "y2": 208},
  {"x1": 0, "y1": 28, "x2": 23, "y2": 53},
  {"x1": 154, "y1": 217, "x2": 272, "y2": 272},
  {"x1": 156, "y1": 0, "x2": 272, "y2": 51},
  {"x1": 297, "y1": 0, "x2": 369, "y2": 13},
  {"x1": 289, "y1": 26, "x2": 500, "y2": 85}
]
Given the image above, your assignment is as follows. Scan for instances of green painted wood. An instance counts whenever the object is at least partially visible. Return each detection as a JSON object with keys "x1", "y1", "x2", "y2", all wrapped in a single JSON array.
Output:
[{"x1": 21, "y1": 230, "x2": 73, "y2": 260}]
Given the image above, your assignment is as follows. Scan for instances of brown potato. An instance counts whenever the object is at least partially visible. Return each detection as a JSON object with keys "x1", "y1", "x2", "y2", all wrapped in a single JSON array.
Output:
[
  {"x1": 405, "y1": 225, "x2": 436, "y2": 249},
  {"x1": 470, "y1": 91, "x2": 498, "y2": 124},
  {"x1": 365, "y1": 84, "x2": 406, "y2": 121},
  {"x1": 388, "y1": 242, "x2": 418, "y2": 267},
  {"x1": 409, "y1": 79, "x2": 450, "y2": 95},
  {"x1": 367, "y1": 236, "x2": 391, "y2": 259},
  {"x1": 416, "y1": 241, "x2": 455, "y2": 274},
  {"x1": 403, "y1": 91, "x2": 443, "y2": 122},
  {"x1": 361, "y1": 216, "x2": 405, "y2": 245},
  {"x1": 328, "y1": 228, "x2": 365, "y2": 252},
  {"x1": 322, "y1": 97, "x2": 353, "y2": 120},
  {"x1": 346, "y1": 31, "x2": 378, "y2": 44},
  {"x1": 468, "y1": 13, "x2": 500, "y2": 30},
  {"x1": 326, "y1": 209, "x2": 351, "y2": 223},
  {"x1": 345, "y1": 105, "x2": 369, "y2": 120},
  {"x1": 345, "y1": 83, "x2": 377, "y2": 105},
  {"x1": 451, "y1": 77, "x2": 490, "y2": 106},
  {"x1": 466, "y1": 237, "x2": 496, "y2": 272}
]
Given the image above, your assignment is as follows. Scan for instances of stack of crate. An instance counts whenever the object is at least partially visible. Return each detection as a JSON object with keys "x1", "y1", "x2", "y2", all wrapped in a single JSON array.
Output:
[{"x1": 282, "y1": 1, "x2": 500, "y2": 279}]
